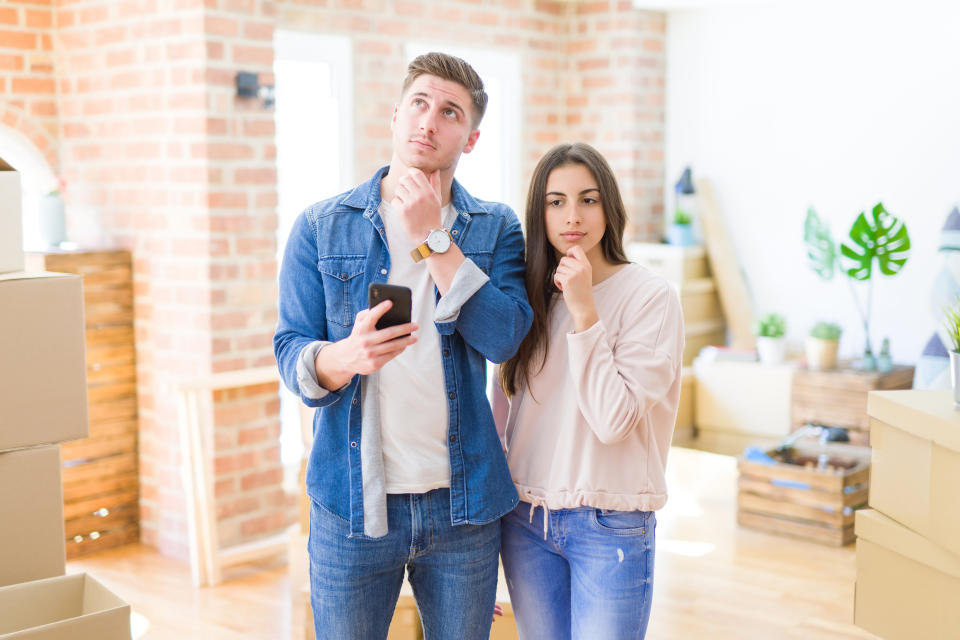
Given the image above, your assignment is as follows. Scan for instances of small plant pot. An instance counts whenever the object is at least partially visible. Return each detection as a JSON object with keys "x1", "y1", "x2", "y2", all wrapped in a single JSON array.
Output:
[
  {"x1": 756, "y1": 336, "x2": 787, "y2": 365},
  {"x1": 951, "y1": 351, "x2": 960, "y2": 410},
  {"x1": 805, "y1": 337, "x2": 839, "y2": 370},
  {"x1": 666, "y1": 223, "x2": 695, "y2": 247}
]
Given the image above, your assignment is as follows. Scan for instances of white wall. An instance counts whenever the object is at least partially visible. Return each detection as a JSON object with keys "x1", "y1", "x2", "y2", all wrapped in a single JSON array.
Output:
[{"x1": 665, "y1": 1, "x2": 960, "y2": 362}]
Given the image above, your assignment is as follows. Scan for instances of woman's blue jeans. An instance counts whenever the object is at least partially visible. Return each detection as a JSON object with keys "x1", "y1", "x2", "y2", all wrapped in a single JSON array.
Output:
[
  {"x1": 308, "y1": 488, "x2": 500, "y2": 640},
  {"x1": 501, "y1": 501, "x2": 656, "y2": 640}
]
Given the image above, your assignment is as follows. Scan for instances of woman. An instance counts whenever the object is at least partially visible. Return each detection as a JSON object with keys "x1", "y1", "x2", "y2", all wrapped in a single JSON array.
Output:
[{"x1": 498, "y1": 143, "x2": 684, "y2": 639}]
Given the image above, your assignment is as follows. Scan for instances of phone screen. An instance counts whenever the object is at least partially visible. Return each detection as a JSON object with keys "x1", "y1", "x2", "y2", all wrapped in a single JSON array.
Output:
[{"x1": 368, "y1": 283, "x2": 412, "y2": 331}]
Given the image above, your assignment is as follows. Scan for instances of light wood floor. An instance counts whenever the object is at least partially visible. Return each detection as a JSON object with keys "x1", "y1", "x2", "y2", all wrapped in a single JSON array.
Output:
[{"x1": 67, "y1": 445, "x2": 878, "y2": 639}]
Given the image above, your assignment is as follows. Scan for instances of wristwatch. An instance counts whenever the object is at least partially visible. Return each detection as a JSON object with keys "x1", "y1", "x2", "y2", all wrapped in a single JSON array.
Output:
[{"x1": 410, "y1": 228, "x2": 453, "y2": 262}]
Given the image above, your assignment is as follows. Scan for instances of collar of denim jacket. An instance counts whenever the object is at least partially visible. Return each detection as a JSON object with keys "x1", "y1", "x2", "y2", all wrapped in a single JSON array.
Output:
[{"x1": 340, "y1": 165, "x2": 491, "y2": 218}]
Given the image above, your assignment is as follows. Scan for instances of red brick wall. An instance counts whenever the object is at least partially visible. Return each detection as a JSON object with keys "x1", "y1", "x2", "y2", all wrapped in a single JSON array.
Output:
[
  {"x1": 0, "y1": 0, "x2": 57, "y2": 169},
  {"x1": 566, "y1": 1, "x2": 666, "y2": 240},
  {"x1": 1, "y1": 0, "x2": 667, "y2": 563},
  {"x1": 52, "y1": 0, "x2": 285, "y2": 558}
]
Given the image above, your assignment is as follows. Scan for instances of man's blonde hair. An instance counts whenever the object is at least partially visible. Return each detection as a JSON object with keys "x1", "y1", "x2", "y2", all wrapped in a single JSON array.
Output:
[{"x1": 402, "y1": 52, "x2": 487, "y2": 127}]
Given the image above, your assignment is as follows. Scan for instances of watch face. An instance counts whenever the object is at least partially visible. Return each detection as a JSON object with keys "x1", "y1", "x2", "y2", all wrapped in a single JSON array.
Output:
[{"x1": 426, "y1": 229, "x2": 451, "y2": 254}]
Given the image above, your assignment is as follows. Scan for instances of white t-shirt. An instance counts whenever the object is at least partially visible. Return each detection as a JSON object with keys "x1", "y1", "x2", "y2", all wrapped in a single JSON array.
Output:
[{"x1": 377, "y1": 200, "x2": 457, "y2": 493}]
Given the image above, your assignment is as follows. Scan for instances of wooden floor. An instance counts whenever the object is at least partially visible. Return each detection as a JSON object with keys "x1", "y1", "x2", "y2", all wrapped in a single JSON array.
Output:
[{"x1": 67, "y1": 445, "x2": 878, "y2": 639}]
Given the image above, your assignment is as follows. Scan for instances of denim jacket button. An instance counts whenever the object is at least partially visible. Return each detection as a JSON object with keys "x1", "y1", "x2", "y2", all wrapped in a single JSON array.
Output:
[
  {"x1": 350, "y1": 441, "x2": 357, "y2": 448},
  {"x1": 451, "y1": 229, "x2": 458, "y2": 236},
  {"x1": 443, "y1": 349, "x2": 450, "y2": 357},
  {"x1": 380, "y1": 268, "x2": 387, "y2": 275},
  {"x1": 352, "y1": 396, "x2": 358, "y2": 405},
  {"x1": 448, "y1": 391, "x2": 455, "y2": 399},
  {"x1": 449, "y1": 434, "x2": 456, "y2": 443}
]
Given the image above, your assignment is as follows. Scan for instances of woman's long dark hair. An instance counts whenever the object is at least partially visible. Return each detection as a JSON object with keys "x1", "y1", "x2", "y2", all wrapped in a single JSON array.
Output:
[{"x1": 499, "y1": 142, "x2": 630, "y2": 396}]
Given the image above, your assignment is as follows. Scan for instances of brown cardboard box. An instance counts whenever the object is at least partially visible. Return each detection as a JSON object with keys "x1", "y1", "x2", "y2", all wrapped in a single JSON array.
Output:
[
  {"x1": 0, "y1": 573, "x2": 130, "y2": 639},
  {"x1": 0, "y1": 272, "x2": 88, "y2": 452},
  {"x1": 0, "y1": 160, "x2": 24, "y2": 274},
  {"x1": 0, "y1": 445, "x2": 66, "y2": 588},
  {"x1": 867, "y1": 389, "x2": 960, "y2": 557},
  {"x1": 693, "y1": 358, "x2": 796, "y2": 437},
  {"x1": 854, "y1": 508, "x2": 960, "y2": 640}
]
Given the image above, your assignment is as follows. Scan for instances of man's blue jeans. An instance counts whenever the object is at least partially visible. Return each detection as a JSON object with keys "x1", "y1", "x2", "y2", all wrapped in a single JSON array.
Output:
[
  {"x1": 501, "y1": 501, "x2": 656, "y2": 640},
  {"x1": 309, "y1": 488, "x2": 500, "y2": 640}
]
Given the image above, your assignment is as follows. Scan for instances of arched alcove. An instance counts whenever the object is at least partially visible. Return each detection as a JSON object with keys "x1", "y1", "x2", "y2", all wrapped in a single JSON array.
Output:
[{"x1": 0, "y1": 120, "x2": 58, "y2": 251}]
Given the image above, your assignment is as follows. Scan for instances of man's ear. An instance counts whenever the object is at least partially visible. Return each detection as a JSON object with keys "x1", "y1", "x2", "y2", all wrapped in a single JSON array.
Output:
[
  {"x1": 462, "y1": 129, "x2": 481, "y2": 154},
  {"x1": 390, "y1": 104, "x2": 398, "y2": 132}
]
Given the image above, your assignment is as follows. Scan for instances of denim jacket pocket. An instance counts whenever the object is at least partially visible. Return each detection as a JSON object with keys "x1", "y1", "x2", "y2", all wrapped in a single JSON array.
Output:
[
  {"x1": 463, "y1": 250, "x2": 493, "y2": 276},
  {"x1": 590, "y1": 509, "x2": 654, "y2": 537},
  {"x1": 317, "y1": 256, "x2": 366, "y2": 328}
]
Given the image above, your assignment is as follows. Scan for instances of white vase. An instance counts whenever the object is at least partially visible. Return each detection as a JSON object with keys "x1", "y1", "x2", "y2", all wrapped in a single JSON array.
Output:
[
  {"x1": 756, "y1": 336, "x2": 787, "y2": 365},
  {"x1": 38, "y1": 194, "x2": 66, "y2": 248},
  {"x1": 951, "y1": 351, "x2": 960, "y2": 409}
]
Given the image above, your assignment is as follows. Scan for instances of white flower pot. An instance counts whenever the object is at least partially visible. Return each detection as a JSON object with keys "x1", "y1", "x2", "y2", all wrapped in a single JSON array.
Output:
[
  {"x1": 805, "y1": 337, "x2": 839, "y2": 370},
  {"x1": 951, "y1": 351, "x2": 960, "y2": 409},
  {"x1": 756, "y1": 336, "x2": 786, "y2": 365}
]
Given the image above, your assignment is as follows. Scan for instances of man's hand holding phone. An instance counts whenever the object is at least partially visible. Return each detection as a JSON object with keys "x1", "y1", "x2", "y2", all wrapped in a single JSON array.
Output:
[{"x1": 313, "y1": 299, "x2": 418, "y2": 392}]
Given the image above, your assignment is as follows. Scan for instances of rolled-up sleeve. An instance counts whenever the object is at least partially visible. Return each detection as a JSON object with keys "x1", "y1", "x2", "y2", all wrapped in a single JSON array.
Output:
[{"x1": 434, "y1": 259, "x2": 490, "y2": 323}]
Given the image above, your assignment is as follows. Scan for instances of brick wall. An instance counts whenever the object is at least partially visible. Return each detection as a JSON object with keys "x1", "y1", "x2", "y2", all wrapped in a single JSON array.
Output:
[
  {"x1": 1, "y1": 0, "x2": 667, "y2": 563},
  {"x1": 566, "y1": 1, "x2": 666, "y2": 239},
  {"x1": 0, "y1": 0, "x2": 57, "y2": 169}
]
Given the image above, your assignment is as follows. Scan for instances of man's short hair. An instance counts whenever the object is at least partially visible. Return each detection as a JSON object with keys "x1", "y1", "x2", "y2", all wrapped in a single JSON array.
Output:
[{"x1": 401, "y1": 52, "x2": 488, "y2": 127}]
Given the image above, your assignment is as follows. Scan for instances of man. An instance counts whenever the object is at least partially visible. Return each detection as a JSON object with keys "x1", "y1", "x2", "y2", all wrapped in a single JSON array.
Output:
[{"x1": 274, "y1": 52, "x2": 532, "y2": 640}]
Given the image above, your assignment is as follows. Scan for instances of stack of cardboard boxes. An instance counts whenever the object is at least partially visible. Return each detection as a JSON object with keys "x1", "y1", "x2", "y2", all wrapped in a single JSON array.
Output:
[
  {"x1": 855, "y1": 390, "x2": 960, "y2": 639},
  {"x1": 0, "y1": 164, "x2": 131, "y2": 639}
]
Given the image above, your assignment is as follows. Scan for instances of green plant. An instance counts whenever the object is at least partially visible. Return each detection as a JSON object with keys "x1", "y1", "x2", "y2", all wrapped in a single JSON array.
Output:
[
  {"x1": 673, "y1": 209, "x2": 692, "y2": 225},
  {"x1": 754, "y1": 313, "x2": 786, "y2": 338},
  {"x1": 942, "y1": 298, "x2": 960, "y2": 353},
  {"x1": 810, "y1": 321, "x2": 842, "y2": 341},
  {"x1": 804, "y1": 202, "x2": 910, "y2": 355}
]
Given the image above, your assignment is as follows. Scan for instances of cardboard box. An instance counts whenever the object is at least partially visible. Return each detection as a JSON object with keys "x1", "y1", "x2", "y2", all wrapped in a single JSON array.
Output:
[
  {"x1": 626, "y1": 242, "x2": 709, "y2": 285},
  {"x1": 693, "y1": 358, "x2": 796, "y2": 437},
  {"x1": 0, "y1": 272, "x2": 88, "y2": 452},
  {"x1": 854, "y1": 508, "x2": 960, "y2": 640},
  {"x1": 0, "y1": 160, "x2": 24, "y2": 274},
  {"x1": 867, "y1": 389, "x2": 960, "y2": 557},
  {"x1": 0, "y1": 446, "x2": 66, "y2": 588},
  {"x1": 0, "y1": 573, "x2": 130, "y2": 639}
]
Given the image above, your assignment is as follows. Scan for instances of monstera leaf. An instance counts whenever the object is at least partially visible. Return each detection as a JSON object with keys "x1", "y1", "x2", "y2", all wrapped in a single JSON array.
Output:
[
  {"x1": 804, "y1": 207, "x2": 836, "y2": 280},
  {"x1": 840, "y1": 202, "x2": 911, "y2": 281}
]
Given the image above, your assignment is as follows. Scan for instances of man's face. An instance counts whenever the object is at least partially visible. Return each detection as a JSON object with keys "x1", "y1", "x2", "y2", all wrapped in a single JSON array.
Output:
[{"x1": 391, "y1": 74, "x2": 480, "y2": 175}]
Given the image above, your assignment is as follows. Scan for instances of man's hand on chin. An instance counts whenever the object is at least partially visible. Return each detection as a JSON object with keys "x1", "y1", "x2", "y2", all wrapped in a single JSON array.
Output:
[{"x1": 390, "y1": 167, "x2": 443, "y2": 243}]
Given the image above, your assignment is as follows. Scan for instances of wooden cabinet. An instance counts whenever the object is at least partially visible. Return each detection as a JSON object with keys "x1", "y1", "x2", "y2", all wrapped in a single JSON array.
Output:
[
  {"x1": 25, "y1": 249, "x2": 139, "y2": 559},
  {"x1": 791, "y1": 365, "x2": 914, "y2": 444}
]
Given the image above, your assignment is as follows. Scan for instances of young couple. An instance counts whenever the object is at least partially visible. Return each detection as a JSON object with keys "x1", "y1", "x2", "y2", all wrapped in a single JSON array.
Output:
[{"x1": 274, "y1": 52, "x2": 684, "y2": 640}]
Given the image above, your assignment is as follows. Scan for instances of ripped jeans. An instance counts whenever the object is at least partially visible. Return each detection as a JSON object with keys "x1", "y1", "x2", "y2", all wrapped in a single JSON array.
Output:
[{"x1": 500, "y1": 501, "x2": 656, "y2": 640}]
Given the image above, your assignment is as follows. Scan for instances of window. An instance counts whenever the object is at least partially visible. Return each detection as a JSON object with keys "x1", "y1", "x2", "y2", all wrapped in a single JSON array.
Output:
[{"x1": 274, "y1": 31, "x2": 354, "y2": 472}]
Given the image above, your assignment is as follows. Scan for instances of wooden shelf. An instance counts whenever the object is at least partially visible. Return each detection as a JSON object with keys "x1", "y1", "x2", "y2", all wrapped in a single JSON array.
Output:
[{"x1": 26, "y1": 249, "x2": 140, "y2": 559}]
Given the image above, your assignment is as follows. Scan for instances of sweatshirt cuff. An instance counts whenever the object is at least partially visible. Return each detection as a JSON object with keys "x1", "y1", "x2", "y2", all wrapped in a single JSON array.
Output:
[{"x1": 434, "y1": 258, "x2": 490, "y2": 323}]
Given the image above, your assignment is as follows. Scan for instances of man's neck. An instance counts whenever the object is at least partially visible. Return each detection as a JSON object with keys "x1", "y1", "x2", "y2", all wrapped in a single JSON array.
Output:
[{"x1": 381, "y1": 157, "x2": 455, "y2": 206}]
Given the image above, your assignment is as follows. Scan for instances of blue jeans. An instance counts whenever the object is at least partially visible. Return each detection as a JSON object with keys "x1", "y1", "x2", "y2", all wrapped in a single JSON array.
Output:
[
  {"x1": 500, "y1": 501, "x2": 656, "y2": 640},
  {"x1": 309, "y1": 488, "x2": 500, "y2": 640}
]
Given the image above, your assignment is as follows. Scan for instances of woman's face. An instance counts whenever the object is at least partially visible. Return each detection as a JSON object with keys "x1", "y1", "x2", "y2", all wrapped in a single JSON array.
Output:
[{"x1": 543, "y1": 163, "x2": 606, "y2": 262}]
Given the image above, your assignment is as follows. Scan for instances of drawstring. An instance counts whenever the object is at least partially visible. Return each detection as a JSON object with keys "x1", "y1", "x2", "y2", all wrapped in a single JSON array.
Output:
[{"x1": 526, "y1": 498, "x2": 550, "y2": 540}]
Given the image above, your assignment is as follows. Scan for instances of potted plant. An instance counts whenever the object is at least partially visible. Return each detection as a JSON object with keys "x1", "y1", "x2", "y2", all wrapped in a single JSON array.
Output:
[
  {"x1": 942, "y1": 298, "x2": 960, "y2": 408},
  {"x1": 806, "y1": 321, "x2": 841, "y2": 370},
  {"x1": 666, "y1": 209, "x2": 695, "y2": 247},
  {"x1": 804, "y1": 202, "x2": 910, "y2": 370},
  {"x1": 754, "y1": 312, "x2": 787, "y2": 364}
]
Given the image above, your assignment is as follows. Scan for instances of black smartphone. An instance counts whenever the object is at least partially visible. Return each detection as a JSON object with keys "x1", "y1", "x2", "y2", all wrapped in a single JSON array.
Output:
[{"x1": 368, "y1": 283, "x2": 412, "y2": 332}]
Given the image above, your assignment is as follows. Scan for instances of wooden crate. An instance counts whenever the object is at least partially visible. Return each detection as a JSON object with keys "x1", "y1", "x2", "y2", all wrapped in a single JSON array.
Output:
[
  {"x1": 791, "y1": 365, "x2": 914, "y2": 445},
  {"x1": 25, "y1": 249, "x2": 140, "y2": 559},
  {"x1": 737, "y1": 442, "x2": 871, "y2": 546}
]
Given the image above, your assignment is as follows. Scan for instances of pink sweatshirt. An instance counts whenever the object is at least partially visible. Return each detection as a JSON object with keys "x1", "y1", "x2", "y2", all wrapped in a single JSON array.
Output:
[{"x1": 502, "y1": 263, "x2": 684, "y2": 513}]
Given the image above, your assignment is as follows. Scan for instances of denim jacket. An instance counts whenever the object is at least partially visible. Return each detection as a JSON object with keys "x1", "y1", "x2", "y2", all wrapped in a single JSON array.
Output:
[{"x1": 274, "y1": 166, "x2": 532, "y2": 538}]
